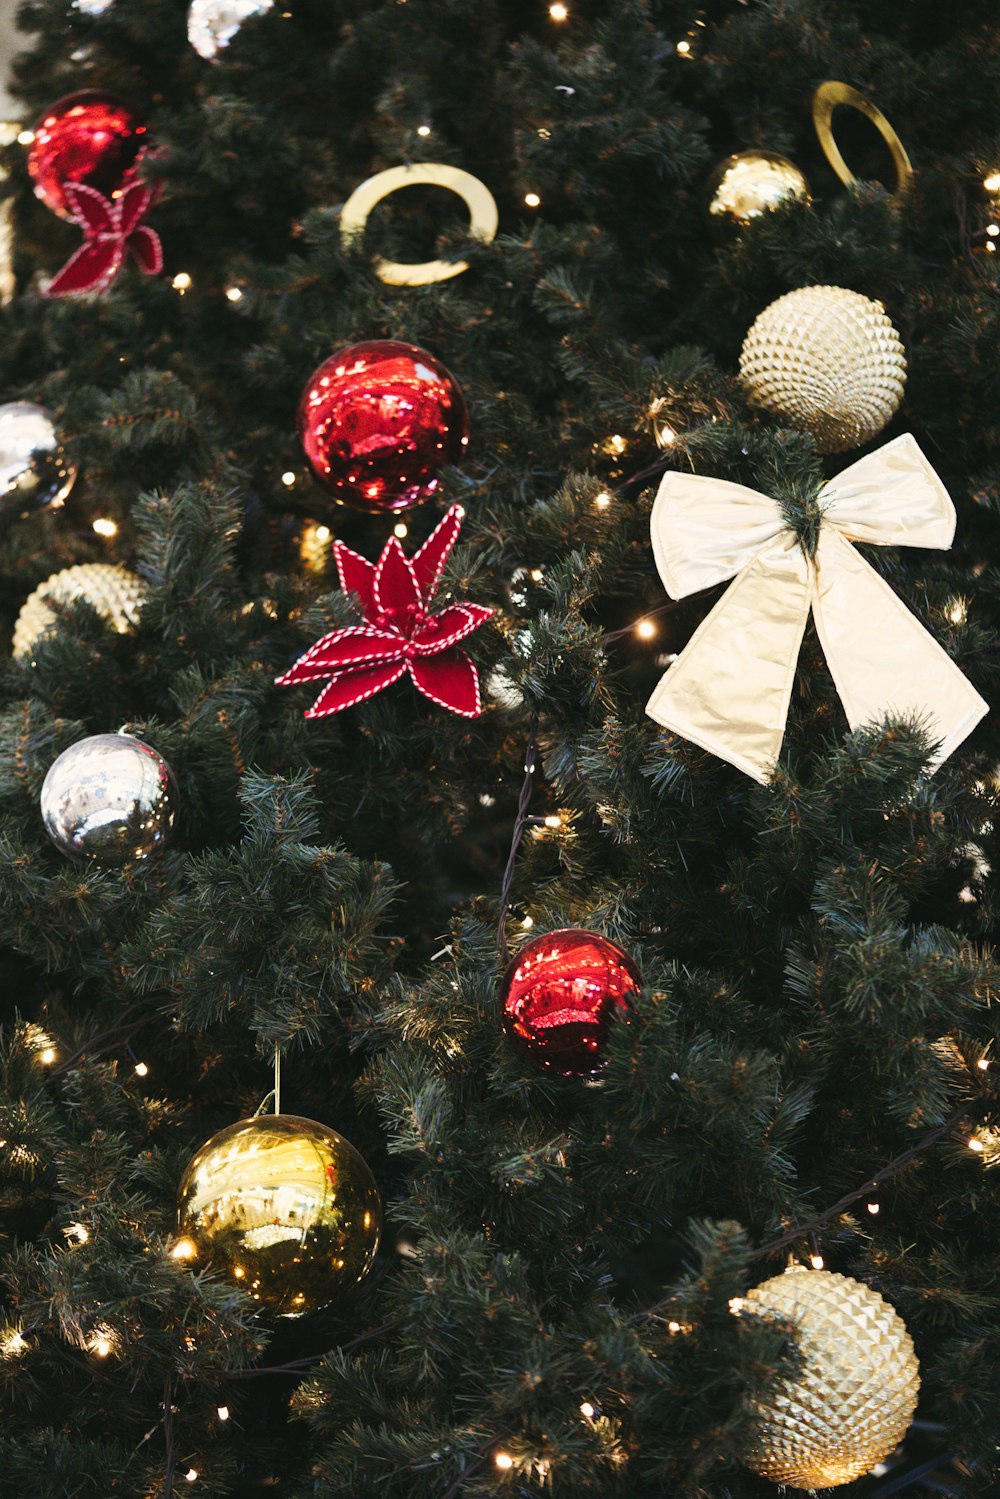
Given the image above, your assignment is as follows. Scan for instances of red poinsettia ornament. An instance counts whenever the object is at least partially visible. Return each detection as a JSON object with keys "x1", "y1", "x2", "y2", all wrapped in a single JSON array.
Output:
[
  {"x1": 46, "y1": 180, "x2": 163, "y2": 298},
  {"x1": 277, "y1": 505, "x2": 493, "y2": 718}
]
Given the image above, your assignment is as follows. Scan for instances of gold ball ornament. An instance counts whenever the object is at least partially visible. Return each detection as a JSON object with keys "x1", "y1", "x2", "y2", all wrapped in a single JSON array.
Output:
[
  {"x1": 176, "y1": 1115, "x2": 381, "y2": 1317},
  {"x1": 739, "y1": 285, "x2": 907, "y2": 454},
  {"x1": 13, "y1": 563, "x2": 147, "y2": 659},
  {"x1": 742, "y1": 1267, "x2": 919, "y2": 1489},
  {"x1": 707, "y1": 150, "x2": 810, "y2": 225}
]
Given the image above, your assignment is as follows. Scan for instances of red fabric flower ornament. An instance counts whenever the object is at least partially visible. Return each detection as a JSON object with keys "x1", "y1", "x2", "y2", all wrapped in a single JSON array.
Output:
[
  {"x1": 46, "y1": 180, "x2": 163, "y2": 298},
  {"x1": 277, "y1": 505, "x2": 493, "y2": 719}
]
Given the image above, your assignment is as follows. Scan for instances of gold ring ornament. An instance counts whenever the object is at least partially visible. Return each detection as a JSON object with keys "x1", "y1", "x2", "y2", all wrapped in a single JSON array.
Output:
[
  {"x1": 811, "y1": 81, "x2": 913, "y2": 198},
  {"x1": 340, "y1": 162, "x2": 499, "y2": 286}
]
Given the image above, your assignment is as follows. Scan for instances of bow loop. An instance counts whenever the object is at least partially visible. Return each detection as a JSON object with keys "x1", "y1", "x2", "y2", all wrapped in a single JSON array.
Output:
[{"x1": 646, "y1": 434, "x2": 987, "y2": 782}]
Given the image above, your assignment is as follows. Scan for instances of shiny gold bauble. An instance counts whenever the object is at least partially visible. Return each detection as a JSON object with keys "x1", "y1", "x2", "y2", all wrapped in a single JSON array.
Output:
[
  {"x1": 13, "y1": 562, "x2": 147, "y2": 658},
  {"x1": 176, "y1": 1115, "x2": 381, "y2": 1318},
  {"x1": 707, "y1": 150, "x2": 810, "y2": 225},
  {"x1": 743, "y1": 1267, "x2": 920, "y2": 1488},
  {"x1": 739, "y1": 284, "x2": 907, "y2": 453}
]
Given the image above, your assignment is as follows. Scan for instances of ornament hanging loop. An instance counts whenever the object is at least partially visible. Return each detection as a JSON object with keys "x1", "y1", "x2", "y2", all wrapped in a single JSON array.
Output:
[{"x1": 252, "y1": 1048, "x2": 281, "y2": 1118}]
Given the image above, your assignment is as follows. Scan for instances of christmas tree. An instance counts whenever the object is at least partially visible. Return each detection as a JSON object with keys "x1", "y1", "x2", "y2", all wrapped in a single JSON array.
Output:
[{"x1": 0, "y1": 1, "x2": 999, "y2": 1495}]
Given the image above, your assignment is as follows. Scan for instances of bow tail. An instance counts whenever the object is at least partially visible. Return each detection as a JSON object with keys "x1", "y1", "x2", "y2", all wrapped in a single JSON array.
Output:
[
  {"x1": 813, "y1": 528, "x2": 988, "y2": 768},
  {"x1": 646, "y1": 533, "x2": 811, "y2": 783}
]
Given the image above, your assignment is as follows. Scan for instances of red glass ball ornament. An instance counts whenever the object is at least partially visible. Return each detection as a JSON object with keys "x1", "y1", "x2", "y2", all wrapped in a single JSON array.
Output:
[
  {"x1": 297, "y1": 340, "x2": 470, "y2": 514},
  {"x1": 501, "y1": 928, "x2": 641, "y2": 1077},
  {"x1": 29, "y1": 91, "x2": 148, "y2": 220}
]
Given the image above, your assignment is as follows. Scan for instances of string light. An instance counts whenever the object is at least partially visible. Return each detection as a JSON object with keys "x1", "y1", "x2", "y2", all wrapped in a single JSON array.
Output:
[
  {"x1": 314, "y1": 525, "x2": 331, "y2": 542},
  {"x1": 281, "y1": 471, "x2": 296, "y2": 487},
  {"x1": 675, "y1": 39, "x2": 691, "y2": 54},
  {"x1": 549, "y1": 2, "x2": 569, "y2": 18},
  {"x1": 866, "y1": 1202, "x2": 880, "y2": 1215},
  {"x1": 579, "y1": 1401, "x2": 596, "y2": 1419},
  {"x1": 92, "y1": 517, "x2": 118, "y2": 537},
  {"x1": 537, "y1": 127, "x2": 552, "y2": 140},
  {"x1": 393, "y1": 522, "x2": 408, "y2": 539},
  {"x1": 494, "y1": 1452, "x2": 514, "y2": 1471},
  {"x1": 635, "y1": 618, "x2": 657, "y2": 640},
  {"x1": 416, "y1": 124, "x2": 431, "y2": 137},
  {"x1": 172, "y1": 271, "x2": 192, "y2": 293},
  {"x1": 217, "y1": 1406, "x2": 230, "y2": 1422},
  {"x1": 185, "y1": 1470, "x2": 199, "y2": 1483},
  {"x1": 524, "y1": 191, "x2": 541, "y2": 207},
  {"x1": 967, "y1": 1137, "x2": 985, "y2": 1153},
  {"x1": 134, "y1": 1061, "x2": 148, "y2": 1077},
  {"x1": 728, "y1": 1296, "x2": 747, "y2": 1314},
  {"x1": 89, "y1": 1327, "x2": 115, "y2": 1358},
  {"x1": 529, "y1": 567, "x2": 544, "y2": 582},
  {"x1": 946, "y1": 598, "x2": 968, "y2": 624},
  {"x1": 66, "y1": 1222, "x2": 89, "y2": 1243},
  {"x1": 1, "y1": 1329, "x2": 28, "y2": 1356},
  {"x1": 39, "y1": 1046, "x2": 56, "y2": 1066},
  {"x1": 809, "y1": 1253, "x2": 825, "y2": 1269},
  {"x1": 604, "y1": 433, "x2": 627, "y2": 456},
  {"x1": 226, "y1": 286, "x2": 243, "y2": 302},
  {"x1": 977, "y1": 1058, "x2": 991, "y2": 1071},
  {"x1": 521, "y1": 914, "x2": 535, "y2": 930},
  {"x1": 594, "y1": 491, "x2": 612, "y2": 509},
  {"x1": 543, "y1": 814, "x2": 562, "y2": 828},
  {"x1": 984, "y1": 172, "x2": 1000, "y2": 192},
  {"x1": 988, "y1": 224, "x2": 1000, "y2": 238},
  {"x1": 170, "y1": 1237, "x2": 198, "y2": 1261}
]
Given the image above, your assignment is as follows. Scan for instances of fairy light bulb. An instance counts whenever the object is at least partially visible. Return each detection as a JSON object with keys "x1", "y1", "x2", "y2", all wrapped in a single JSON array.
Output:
[
  {"x1": 579, "y1": 1401, "x2": 596, "y2": 1419},
  {"x1": 968, "y1": 1137, "x2": 985, "y2": 1153},
  {"x1": 676, "y1": 39, "x2": 691, "y2": 54},
  {"x1": 185, "y1": 1470, "x2": 198, "y2": 1483},
  {"x1": 984, "y1": 172, "x2": 1000, "y2": 192},
  {"x1": 416, "y1": 124, "x2": 431, "y2": 137},
  {"x1": 549, "y1": 2, "x2": 568, "y2": 18},
  {"x1": 217, "y1": 1405, "x2": 230, "y2": 1422},
  {"x1": 66, "y1": 1222, "x2": 89, "y2": 1243},
  {"x1": 39, "y1": 1047, "x2": 56, "y2": 1066},
  {"x1": 393, "y1": 522, "x2": 408, "y2": 539},
  {"x1": 92, "y1": 517, "x2": 118, "y2": 537},
  {"x1": 524, "y1": 191, "x2": 541, "y2": 207},
  {"x1": 668, "y1": 1320, "x2": 682, "y2": 1333},
  {"x1": 543, "y1": 814, "x2": 561, "y2": 828},
  {"x1": 867, "y1": 1202, "x2": 880, "y2": 1215},
  {"x1": 172, "y1": 272, "x2": 192, "y2": 293},
  {"x1": 17, "y1": 129, "x2": 34, "y2": 147},
  {"x1": 134, "y1": 1061, "x2": 148, "y2": 1077},
  {"x1": 636, "y1": 618, "x2": 657, "y2": 640},
  {"x1": 226, "y1": 287, "x2": 243, "y2": 302},
  {"x1": 521, "y1": 914, "x2": 535, "y2": 930},
  {"x1": 594, "y1": 491, "x2": 612, "y2": 509},
  {"x1": 170, "y1": 1237, "x2": 198, "y2": 1261},
  {"x1": 977, "y1": 1058, "x2": 990, "y2": 1071},
  {"x1": 809, "y1": 1253, "x2": 825, "y2": 1269},
  {"x1": 281, "y1": 470, "x2": 296, "y2": 487},
  {"x1": 494, "y1": 1452, "x2": 514, "y2": 1471},
  {"x1": 2, "y1": 1329, "x2": 28, "y2": 1356}
]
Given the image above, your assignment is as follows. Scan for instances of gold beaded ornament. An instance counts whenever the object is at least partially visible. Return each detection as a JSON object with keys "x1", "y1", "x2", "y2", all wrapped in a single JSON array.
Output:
[
  {"x1": 13, "y1": 563, "x2": 148, "y2": 658},
  {"x1": 742, "y1": 1266, "x2": 920, "y2": 1489},
  {"x1": 812, "y1": 81, "x2": 913, "y2": 198},
  {"x1": 340, "y1": 162, "x2": 499, "y2": 286},
  {"x1": 739, "y1": 284, "x2": 907, "y2": 453}
]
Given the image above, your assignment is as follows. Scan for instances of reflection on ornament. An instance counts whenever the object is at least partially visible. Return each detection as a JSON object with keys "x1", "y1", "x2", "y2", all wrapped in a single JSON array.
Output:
[
  {"x1": 12, "y1": 563, "x2": 147, "y2": 658},
  {"x1": 176, "y1": 1115, "x2": 381, "y2": 1317},
  {"x1": 707, "y1": 151, "x2": 809, "y2": 225},
  {"x1": 40, "y1": 732, "x2": 176, "y2": 864},
  {"x1": 742, "y1": 1267, "x2": 919, "y2": 1488},
  {"x1": 187, "y1": 0, "x2": 275, "y2": 61},
  {"x1": 739, "y1": 284, "x2": 906, "y2": 453},
  {"x1": 28, "y1": 92, "x2": 147, "y2": 221},
  {"x1": 297, "y1": 340, "x2": 469, "y2": 513},
  {"x1": 340, "y1": 162, "x2": 499, "y2": 285},
  {"x1": 812, "y1": 81, "x2": 913, "y2": 199},
  {"x1": 500, "y1": 928, "x2": 641, "y2": 1076},
  {"x1": 0, "y1": 402, "x2": 77, "y2": 521}
]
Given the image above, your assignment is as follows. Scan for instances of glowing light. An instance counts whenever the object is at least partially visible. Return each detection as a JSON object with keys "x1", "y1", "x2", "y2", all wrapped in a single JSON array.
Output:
[
  {"x1": 281, "y1": 470, "x2": 296, "y2": 486},
  {"x1": 977, "y1": 1058, "x2": 990, "y2": 1071},
  {"x1": 524, "y1": 192, "x2": 541, "y2": 208},
  {"x1": 549, "y1": 2, "x2": 569, "y2": 18},
  {"x1": 416, "y1": 124, "x2": 431, "y2": 137},
  {"x1": 947, "y1": 598, "x2": 968, "y2": 624},
  {"x1": 537, "y1": 127, "x2": 552, "y2": 140},
  {"x1": 314, "y1": 525, "x2": 331, "y2": 542},
  {"x1": 494, "y1": 1452, "x2": 514, "y2": 1471},
  {"x1": 866, "y1": 1202, "x2": 880, "y2": 1215},
  {"x1": 635, "y1": 618, "x2": 657, "y2": 640},
  {"x1": 134, "y1": 1061, "x2": 148, "y2": 1077},
  {"x1": 521, "y1": 915, "x2": 535, "y2": 930},
  {"x1": 529, "y1": 567, "x2": 544, "y2": 583},
  {"x1": 809, "y1": 1254, "x2": 825, "y2": 1269},
  {"x1": 605, "y1": 433, "x2": 627, "y2": 456},
  {"x1": 217, "y1": 1406, "x2": 230, "y2": 1422},
  {"x1": 543, "y1": 814, "x2": 561, "y2": 828},
  {"x1": 185, "y1": 1470, "x2": 199, "y2": 1484},
  {"x1": 66, "y1": 1222, "x2": 89, "y2": 1243},
  {"x1": 2, "y1": 1329, "x2": 28, "y2": 1356},
  {"x1": 172, "y1": 272, "x2": 192, "y2": 293},
  {"x1": 968, "y1": 1137, "x2": 985, "y2": 1153},
  {"x1": 393, "y1": 522, "x2": 408, "y2": 539},
  {"x1": 89, "y1": 1329, "x2": 113, "y2": 1358},
  {"x1": 594, "y1": 492, "x2": 612, "y2": 511},
  {"x1": 226, "y1": 286, "x2": 243, "y2": 302},
  {"x1": 170, "y1": 1237, "x2": 197, "y2": 1261},
  {"x1": 667, "y1": 1320, "x2": 682, "y2": 1333},
  {"x1": 728, "y1": 1296, "x2": 746, "y2": 1314},
  {"x1": 579, "y1": 1401, "x2": 595, "y2": 1419},
  {"x1": 92, "y1": 517, "x2": 118, "y2": 537},
  {"x1": 39, "y1": 1047, "x2": 56, "y2": 1066},
  {"x1": 988, "y1": 224, "x2": 1000, "y2": 237},
  {"x1": 676, "y1": 39, "x2": 691, "y2": 54},
  {"x1": 984, "y1": 172, "x2": 1000, "y2": 192},
  {"x1": 17, "y1": 130, "x2": 35, "y2": 146}
]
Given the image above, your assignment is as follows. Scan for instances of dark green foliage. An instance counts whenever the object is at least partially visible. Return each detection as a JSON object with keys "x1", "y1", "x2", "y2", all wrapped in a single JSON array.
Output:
[{"x1": 0, "y1": 0, "x2": 998, "y2": 1495}]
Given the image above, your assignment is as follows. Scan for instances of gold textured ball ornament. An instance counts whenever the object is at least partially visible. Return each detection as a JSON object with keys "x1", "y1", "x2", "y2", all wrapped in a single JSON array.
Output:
[
  {"x1": 176, "y1": 1115, "x2": 381, "y2": 1318},
  {"x1": 739, "y1": 285, "x2": 907, "y2": 453},
  {"x1": 742, "y1": 1267, "x2": 920, "y2": 1489},
  {"x1": 13, "y1": 563, "x2": 148, "y2": 658},
  {"x1": 707, "y1": 150, "x2": 810, "y2": 225}
]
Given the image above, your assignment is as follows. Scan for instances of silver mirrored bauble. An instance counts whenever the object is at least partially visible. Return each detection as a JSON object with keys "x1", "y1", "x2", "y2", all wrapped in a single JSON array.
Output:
[
  {"x1": 40, "y1": 733, "x2": 176, "y2": 864},
  {"x1": 0, "y1": 402, "x2": 77, "y2": 521},
  {"x1": 188, "y1": 0, "x2": 274, "y2": 61}
]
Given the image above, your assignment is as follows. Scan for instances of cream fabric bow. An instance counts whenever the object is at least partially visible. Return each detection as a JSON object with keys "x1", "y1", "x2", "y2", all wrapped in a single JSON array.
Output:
[{"x1": 645, "y1": 434, "x2": 988, "y2": 783}]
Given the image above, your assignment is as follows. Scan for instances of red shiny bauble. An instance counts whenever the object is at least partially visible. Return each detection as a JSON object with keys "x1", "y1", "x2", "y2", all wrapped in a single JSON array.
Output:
[
  {"x1": 29, "y1": 91, "x2": 148, "y2": 220},
  {"x1": 297, "y1": 340, "x2": 470, "y2": 514},
  {"x1": 501, "y1": 928, "x2": 641, "y2": 1077}
]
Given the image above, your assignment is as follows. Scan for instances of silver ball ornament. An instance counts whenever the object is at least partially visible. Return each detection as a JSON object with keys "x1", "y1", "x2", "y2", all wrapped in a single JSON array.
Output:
[
  {"x1": 0, "y1": 402, "x2": 77, "y2": 521},
  {"x1": 40, "y1": 733, "x2": 176, "y2": 864},
  {"x1": 187, "y1": 0, "x2": 274, "y2": 61}
]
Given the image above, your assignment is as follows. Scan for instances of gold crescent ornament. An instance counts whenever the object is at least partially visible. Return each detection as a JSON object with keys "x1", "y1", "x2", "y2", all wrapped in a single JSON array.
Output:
[
  {"x1": 741, "y1": 1266, "x2": 920, "y2": 1488},
  {"x1": 340, "y1": 162, "x2": 499, "y2": 286},
  {"x1": 812, "y1": 81, "x2": 913, "y2": 198},
  {"x1": 175, "y1": 1114, "x2": 381, "y2": 1317}
]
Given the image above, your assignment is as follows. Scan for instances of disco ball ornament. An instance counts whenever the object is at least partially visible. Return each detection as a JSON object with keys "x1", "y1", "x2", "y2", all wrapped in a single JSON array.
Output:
[
  {"x1": 500, "y1": 928, "x2": 641, "y2": 1077},
  {"x1": 743, "y1": 1267, "x2": 920, "y2": 1488},
  {"x1": 175, "y1": 1114, "x2": 381, "y2": 1317},
  {"x1": 12, "y1": 563, "x2": 147, "y2": 659},
  {"x1": 0, "y1": 402, "x2": 77, "y2": 520},
  {"x1": 28, "y1": 91, "x2": 148, "y2": 221},
  {"x1": 298, "y1": 340, "x2": 470, "y2": 514},
  {"x1": 739, "y1": 284, "x2": 907, "y2": 453},
  {"x1": 707, "y1": 150, "x2": 810, "y2": 225},
  {"x1": 187, "y1": 0, "x2": 274, "y2": 61},
  {"x1": 40, "y1": 732, "x2": 176, "y2": 864}
]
